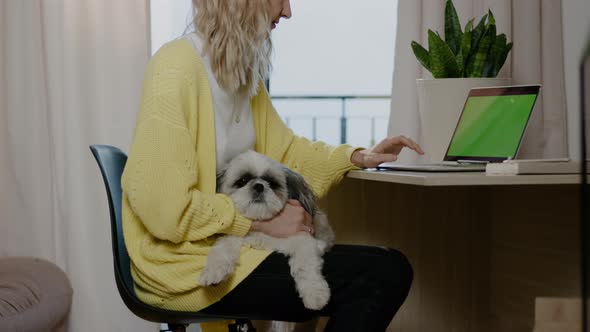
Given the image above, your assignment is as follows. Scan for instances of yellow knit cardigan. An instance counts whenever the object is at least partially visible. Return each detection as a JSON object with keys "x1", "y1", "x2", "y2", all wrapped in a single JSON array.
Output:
[{"x1": 121, "y1": 38, "x2": 358, "y2": 313}]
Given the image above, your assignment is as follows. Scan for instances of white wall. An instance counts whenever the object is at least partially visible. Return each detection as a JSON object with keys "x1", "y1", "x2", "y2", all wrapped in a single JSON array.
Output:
[
  {"x1": 562, "y1": 0, "x2": 590, "y2": 160},
  {"x1": 150, "y1": 0, "x2": 193, "y2": 55}
]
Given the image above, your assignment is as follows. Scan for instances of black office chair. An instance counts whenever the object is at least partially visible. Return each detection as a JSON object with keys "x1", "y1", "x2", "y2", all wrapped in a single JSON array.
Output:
[{"x1": 89, "y1": 145, "x2": 256, "y2": 332}]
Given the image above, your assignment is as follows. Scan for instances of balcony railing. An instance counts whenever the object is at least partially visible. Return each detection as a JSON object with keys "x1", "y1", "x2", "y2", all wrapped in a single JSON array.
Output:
[{"x1": 270, "y1": 95, "x2": 390, "y2": 146}]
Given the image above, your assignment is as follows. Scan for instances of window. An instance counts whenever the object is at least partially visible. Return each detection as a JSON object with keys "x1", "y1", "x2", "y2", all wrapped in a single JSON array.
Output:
[
  {"x1": 150, "y1": 0, "x2": 398, "y2": 147},
  {"x1": 270, "y1": 0, "x2": 397, "y2": 147}
]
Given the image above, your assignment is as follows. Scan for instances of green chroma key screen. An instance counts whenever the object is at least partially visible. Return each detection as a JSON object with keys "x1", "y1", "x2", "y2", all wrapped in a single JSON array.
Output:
[{"x1": 446, "y1": 94, "x2": 537, "y2": 158}]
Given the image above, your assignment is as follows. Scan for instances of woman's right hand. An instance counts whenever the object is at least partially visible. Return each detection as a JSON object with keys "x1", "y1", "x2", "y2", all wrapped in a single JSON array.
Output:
[{"x1": 250, "y1": 199, "x2": 314, "y2": 238}]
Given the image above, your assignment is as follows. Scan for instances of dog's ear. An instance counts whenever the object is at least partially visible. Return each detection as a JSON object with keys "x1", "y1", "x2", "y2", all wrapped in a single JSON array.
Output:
[
  {"x1": 216, "y1": 169, "x2": 226, "y2": 193},
  {"x1": 284, "y1": 167, "x2": 317, "y2": 215}
]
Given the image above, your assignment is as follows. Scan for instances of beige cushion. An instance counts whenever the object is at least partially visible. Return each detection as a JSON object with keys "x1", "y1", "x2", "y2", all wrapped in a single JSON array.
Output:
[{"x1": 0, "y1": 257, "x2": 72, "y2": 332}]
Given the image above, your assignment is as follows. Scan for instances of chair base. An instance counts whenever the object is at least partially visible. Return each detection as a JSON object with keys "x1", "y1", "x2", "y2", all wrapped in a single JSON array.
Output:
[
  {"x1": 158, "y1": 320, "x2": 256, "y2": 332},
  {"x1": 159, "y1": 323, "x2": 187, "y2": 332},
  {"x1": 229, "y1": 320, "x2": 256, "y2": 332}
]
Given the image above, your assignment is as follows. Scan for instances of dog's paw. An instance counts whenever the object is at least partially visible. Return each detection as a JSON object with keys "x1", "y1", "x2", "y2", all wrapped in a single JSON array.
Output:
[
  {"x1": 299, "y1": 278, "x2": 331, "y2": 310},
  {"x1": 199, "y1": 266, "x2": 230, "y2": 286},
  {"x1": 316, "y1": 240, "x2": 328, "y2": 253}
]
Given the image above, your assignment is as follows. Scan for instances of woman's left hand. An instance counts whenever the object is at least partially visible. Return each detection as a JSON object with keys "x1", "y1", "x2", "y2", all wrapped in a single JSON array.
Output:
[{"x1": 351, "y1": 135, "x2": 425, "y2": 168}]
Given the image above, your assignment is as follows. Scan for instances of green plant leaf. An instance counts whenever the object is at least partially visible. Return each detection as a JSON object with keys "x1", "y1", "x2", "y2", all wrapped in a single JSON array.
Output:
[
  {"x1": 471, "y1": 14, "x2": 488, "y2": 51},
  {"x1": 445, "y1": 0, "x2": 463, "y2": 55},
  {"x1": 460, "y1": 27, "x2": 473, "y2": 73},
  {"x1": 411, "y1": 41, "x2": 432, "y2": 72},
  {"x1": 490, "y1": 33, "x2": 507, "y2": 77},
  {"x1": 456, "y1": 53, "x2": 464, "y2": 76},
  {"x1": 488, "y1": 9, "x2": 496, "y2": 26},
  {"x1": 460, "y1": 19, "x2": 474, "y2": 75},
  {"x1": 413, "y1": 5, "x2": 513, "y2": 79},
  {"x1": 495, "y1": 42, "x2": 513, "y2": 77},
  {"x1": 483, "y1": 58, "x2": 495, "y2": 77},
  {"x1": 466, "y1": 13, "x2": 489, "y2": 76},
  {"x1": 482, "y1": 22, "x2": 497, "y2": 77},
  {"x1": 428, "y1": 29, "x2": 461, "y2": 78},
  {"x1": 464, "y1": 18, "x2": 475, "y2": 33},
  {"x1": 468, "y1": 26, "x2": 494, "y2": 77}
]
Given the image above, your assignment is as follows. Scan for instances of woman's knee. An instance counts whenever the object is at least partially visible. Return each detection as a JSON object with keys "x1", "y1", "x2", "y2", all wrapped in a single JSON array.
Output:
[{"x1": 376, "y1": 248, "x2": 414, "y2": 294}]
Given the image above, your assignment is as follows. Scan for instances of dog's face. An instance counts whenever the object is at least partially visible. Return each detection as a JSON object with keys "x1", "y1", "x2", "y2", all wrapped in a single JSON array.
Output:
[{"x1": 217, "y1": 151, "x2": 289, "y2": 220}]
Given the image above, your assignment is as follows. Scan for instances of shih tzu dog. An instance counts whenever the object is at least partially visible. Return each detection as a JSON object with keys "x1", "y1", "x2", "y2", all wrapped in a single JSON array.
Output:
[{"x1": 199, "y1": 150, "x2": 334, "y2": 310}]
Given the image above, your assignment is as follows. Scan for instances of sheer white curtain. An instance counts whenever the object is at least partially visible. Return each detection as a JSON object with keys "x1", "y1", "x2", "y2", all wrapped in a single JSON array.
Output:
[
  {"x1": 389, "y1": 0, "x2": 567, "y2": 163},
  {"x1": 0, "y1": 1, "x2": 154, "y2": 331}
]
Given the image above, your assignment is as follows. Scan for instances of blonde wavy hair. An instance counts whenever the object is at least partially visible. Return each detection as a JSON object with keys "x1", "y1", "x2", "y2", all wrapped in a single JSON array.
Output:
[{"x1": 192, "y1": 0, "x2": 273, "y2": 97}]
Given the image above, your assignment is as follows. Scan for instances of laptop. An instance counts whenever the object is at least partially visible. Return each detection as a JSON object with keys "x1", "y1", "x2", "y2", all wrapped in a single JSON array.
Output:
[{"x1": 378, "y1": 85, "x2": 542, "y2": 172}]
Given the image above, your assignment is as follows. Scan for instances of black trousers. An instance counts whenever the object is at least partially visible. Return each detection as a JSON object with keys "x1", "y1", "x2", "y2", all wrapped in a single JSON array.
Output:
[{"x1": 201, "y1": 245, "x2": 413, "y2": 332}]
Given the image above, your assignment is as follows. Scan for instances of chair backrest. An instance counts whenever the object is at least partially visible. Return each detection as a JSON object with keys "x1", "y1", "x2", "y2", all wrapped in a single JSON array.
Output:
[
  {"x1": 89, "y1": 145, "x2": 135, "y2": 296},
  {"x1": 89, "y1": 145, "x2": 261, "y2": 324}
]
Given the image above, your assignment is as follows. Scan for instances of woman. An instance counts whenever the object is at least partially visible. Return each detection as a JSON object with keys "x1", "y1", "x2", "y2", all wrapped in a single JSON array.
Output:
[{"x1": 121, "y1": 0, "x2": 424, "y2": 331}]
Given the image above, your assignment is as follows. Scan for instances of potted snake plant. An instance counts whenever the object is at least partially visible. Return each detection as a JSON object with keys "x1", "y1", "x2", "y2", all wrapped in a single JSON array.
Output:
[{"x1": 411, "y1": 0, "x2": 513, "y2": 162}]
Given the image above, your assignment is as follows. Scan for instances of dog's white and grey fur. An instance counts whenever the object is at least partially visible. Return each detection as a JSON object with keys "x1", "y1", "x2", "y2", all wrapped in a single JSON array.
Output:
[{"x1": 199, "y1": 150, "x2": 335, "y2": 310}]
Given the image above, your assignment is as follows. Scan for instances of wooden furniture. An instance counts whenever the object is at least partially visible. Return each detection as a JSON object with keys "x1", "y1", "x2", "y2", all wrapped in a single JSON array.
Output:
[{"x1": 319, "y1": 170, "x2": 582, "y2": 332}]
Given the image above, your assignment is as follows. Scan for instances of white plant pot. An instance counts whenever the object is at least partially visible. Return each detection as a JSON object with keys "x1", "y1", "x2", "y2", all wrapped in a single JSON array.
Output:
[{"x1": 416, "y1": 78, "x2": 512, "y2": 162}]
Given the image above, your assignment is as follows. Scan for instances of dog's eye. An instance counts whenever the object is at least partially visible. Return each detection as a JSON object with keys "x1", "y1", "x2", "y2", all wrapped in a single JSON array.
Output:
[
  {"x1": 262, "y1": 175, "x2": 281, "y2": 190},
  {"x1": 234, "y1": 174, "x2": 252, "y2": 188}
]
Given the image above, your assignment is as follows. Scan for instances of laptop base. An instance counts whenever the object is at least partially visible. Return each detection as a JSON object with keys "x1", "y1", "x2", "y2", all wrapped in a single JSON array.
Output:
[{"x1": 376, "y1": 163, "x2": 486, "y2": 172}]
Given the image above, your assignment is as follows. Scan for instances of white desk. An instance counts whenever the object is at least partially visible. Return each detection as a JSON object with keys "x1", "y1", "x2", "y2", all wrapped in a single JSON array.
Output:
[
  {"x1": 321, "y1": 170, "x2": 581, "y2": 332},
  {"x1": 347, "y1": 169, "x2": 581, "y2": 186}
]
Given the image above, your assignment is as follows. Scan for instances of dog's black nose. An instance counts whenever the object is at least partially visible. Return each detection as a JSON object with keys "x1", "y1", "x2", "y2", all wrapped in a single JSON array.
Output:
[{"x1": 253, "y1": 183, "x2": 264, "y2": 193}]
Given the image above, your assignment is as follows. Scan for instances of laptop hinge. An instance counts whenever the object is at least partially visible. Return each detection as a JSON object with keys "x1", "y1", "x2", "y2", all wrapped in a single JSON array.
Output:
[{"x1": 456, "y1": 160, "x2": 490, "y2": 165}]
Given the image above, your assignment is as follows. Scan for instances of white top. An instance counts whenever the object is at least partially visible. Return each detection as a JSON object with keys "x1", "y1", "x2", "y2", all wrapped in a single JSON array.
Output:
[{"x1": 184, "y1": 33, "x2": 256, "y2": 171}]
